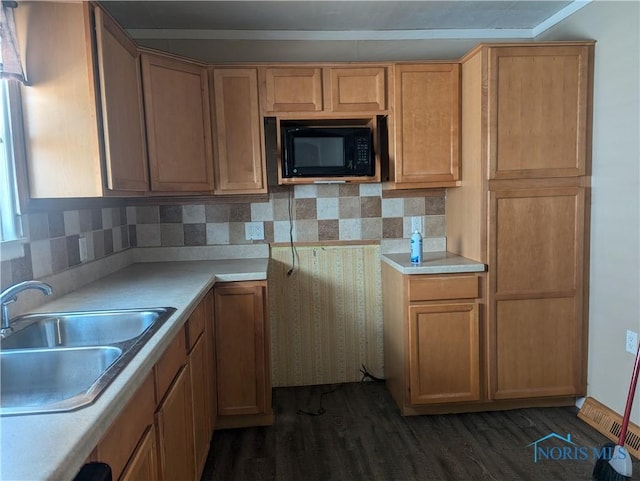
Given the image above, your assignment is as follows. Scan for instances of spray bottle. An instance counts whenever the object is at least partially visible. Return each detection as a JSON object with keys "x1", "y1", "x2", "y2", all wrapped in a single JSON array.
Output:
[{"x1": 410, "y1": 230, "x2": 423, "y2": 265}]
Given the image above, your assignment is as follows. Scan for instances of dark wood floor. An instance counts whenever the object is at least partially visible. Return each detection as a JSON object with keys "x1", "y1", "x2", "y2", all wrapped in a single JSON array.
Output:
[{"x1": 201, "y1": 382, "x2": 637, "y2": 481}]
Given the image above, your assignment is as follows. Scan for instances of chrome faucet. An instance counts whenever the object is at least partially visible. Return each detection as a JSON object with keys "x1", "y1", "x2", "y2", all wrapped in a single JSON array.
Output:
[{"x1": 0, "y1": 281, "x2": 53, "y2": 336}]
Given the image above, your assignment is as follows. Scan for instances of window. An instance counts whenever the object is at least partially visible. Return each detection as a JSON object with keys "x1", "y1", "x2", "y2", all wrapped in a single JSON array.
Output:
[
  {"x1": 0, "y1": 2, "x2": 27, "y2": 255},
  {"x1": 0, "y1": 79, "x2": 24, "y2": 262}
]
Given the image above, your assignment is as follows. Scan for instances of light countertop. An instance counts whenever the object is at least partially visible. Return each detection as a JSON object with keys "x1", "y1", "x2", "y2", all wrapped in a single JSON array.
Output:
[
  {"x1": 381, "y1": 251, "x2": 486, "y2": 274},
  {"x1": 0, "y1": 258, "x2": 268, "y2": 481}
]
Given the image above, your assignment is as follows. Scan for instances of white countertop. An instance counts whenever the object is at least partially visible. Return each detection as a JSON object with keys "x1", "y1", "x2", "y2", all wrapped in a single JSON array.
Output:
[
  {"x1": 381, "y1": 251, "x2": 486, "y2": 274},
  {"x1": 0, "y1": 258, "x2": 268, "y2": 481}
]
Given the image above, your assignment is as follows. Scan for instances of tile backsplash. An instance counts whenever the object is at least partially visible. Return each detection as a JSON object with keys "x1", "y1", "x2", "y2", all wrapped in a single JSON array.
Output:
[
  {"x1": 1, "y1": 184, "x2": 446, "y2": 290},
  {"x1": 1, "y1": 206, "x2": 129, "y2": 291},
  {"x1": 129, "y1": 184, "x2": 446, "y2": 247}
]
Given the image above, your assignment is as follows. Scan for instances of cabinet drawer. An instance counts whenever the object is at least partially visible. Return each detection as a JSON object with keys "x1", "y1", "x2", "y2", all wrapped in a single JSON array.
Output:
[
  {"x1": 408, "y1": 275, "x2": 479, "y2": 302},
  {"x1": 186, "y1": 300, "x2": 206, "y2": 352},
  {"x1": 154, "y1": 330, "x2": 187, "y2": 404}
]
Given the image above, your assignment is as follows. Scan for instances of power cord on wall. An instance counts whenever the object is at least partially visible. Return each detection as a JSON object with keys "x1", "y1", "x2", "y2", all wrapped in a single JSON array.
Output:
[{"x1": 286, "y1": 185, "x2": 298, "y2": 277}]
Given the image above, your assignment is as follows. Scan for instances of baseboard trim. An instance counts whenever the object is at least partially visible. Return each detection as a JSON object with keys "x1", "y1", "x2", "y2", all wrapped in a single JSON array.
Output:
[
  {"x1": 215, "y1": 411, "x2": 275, "y2": 430},
  {"x1": 399, "y1": 396, "x2": 577, "y2": 416},
  {"x1": 578, "y1": 397, "x2": 640, "y2": 460}
]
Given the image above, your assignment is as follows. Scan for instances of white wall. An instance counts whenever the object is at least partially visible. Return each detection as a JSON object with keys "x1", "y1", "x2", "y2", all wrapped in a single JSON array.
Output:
[{"x1": 537, "y1": 0, "x2": 640, "y2": 421}]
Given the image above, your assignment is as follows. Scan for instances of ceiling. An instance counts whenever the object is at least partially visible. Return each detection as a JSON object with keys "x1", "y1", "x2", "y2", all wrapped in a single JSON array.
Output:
[{"x1": 99, "y1": 1, "x2": 591, "y2": 41}]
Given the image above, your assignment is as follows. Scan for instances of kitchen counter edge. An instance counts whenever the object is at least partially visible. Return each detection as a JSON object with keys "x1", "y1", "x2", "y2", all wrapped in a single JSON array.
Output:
[{"x1": 381, "y1": 251, "x2": 486, "y2": 274}]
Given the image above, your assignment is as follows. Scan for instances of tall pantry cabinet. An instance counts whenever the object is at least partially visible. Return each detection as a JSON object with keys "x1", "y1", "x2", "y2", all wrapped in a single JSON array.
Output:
[{"x1": 447, "y1": 42, "x2": 594, "y2": 403}]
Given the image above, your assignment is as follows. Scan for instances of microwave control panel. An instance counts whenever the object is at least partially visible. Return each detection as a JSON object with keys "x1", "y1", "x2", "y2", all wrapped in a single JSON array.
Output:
[{"x1": 355, "y1": 137, "x2": 371, "y2": 166}]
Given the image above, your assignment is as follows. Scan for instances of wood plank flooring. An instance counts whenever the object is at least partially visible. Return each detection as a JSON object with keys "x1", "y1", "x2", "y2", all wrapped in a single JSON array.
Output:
[{"x1": 202, "y1": 382, "x2": 638, "y2": 481}]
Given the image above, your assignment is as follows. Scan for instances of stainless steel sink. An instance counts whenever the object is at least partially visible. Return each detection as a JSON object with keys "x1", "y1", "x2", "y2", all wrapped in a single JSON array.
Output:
[
  {"x1": 2, "y1": 308, "x2": 174, "y2": 349},
  {"x1": 1, "y1": 347, "x2": 123, "y2": 415},
  {"x1": 0, "y1": 307, "x2": 176, "y2": 416}
]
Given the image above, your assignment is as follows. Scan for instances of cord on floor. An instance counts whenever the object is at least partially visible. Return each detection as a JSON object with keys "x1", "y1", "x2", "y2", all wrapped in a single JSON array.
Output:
[
  {"x1": 296, "y1": 385, "x2": 342, "y2": 416},
  {"x1": 360, "y1": 364, "x2": 384, "y2": 383}
]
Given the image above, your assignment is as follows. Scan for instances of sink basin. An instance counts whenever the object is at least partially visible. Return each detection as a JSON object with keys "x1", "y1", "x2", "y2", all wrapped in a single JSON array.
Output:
[
  {"x1": 1, "y1": 308, "x2": 175, "y2": 349},
  {"x1": 0, "y1": 307, "x2": 176, "y2": 416},
  {"x1": 1, "y1": 347, "x2": 122, "y2": 415}
]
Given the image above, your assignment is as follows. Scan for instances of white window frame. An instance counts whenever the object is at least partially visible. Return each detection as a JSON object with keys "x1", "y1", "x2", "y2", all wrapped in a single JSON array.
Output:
[{"x1": 0, "y1": 79, "x2": 26, "y2": 261}]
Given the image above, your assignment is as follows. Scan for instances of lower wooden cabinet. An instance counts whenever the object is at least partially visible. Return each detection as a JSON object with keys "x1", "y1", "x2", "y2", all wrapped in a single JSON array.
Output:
[
  {"x1": 488, "y1": 186, "x2": 587, "y2": 400},
  {"x1": 187, "y1": 293, "x2": 214, "y2": 478},
  {"x1": 155, "y1": 364, "x2": 196, "y2": 481},
  {"x1": 92, "y1": 292, "x2": 215, "y2": 481},
  {"x1": 214, "y1": 281, "x2": 273, "y2": 428},
  {"x1": 383, "y1": 264, "x2": 482, "y2": 415},
  {"x1": 93, "y1": 374, "x2": 156, "y2": 480},
  {"x1": 188, "y1": 320, "x2": 213, "y2": 477},
  {"x1": 90, "y1": 283, "x2": 270, "y2": 479},
  {"x1": 120, "y1": 426, "x2": 159, "y2": 481},
  {"x1": 408, "y1": 303, "x2": 480, "y2": 405}
]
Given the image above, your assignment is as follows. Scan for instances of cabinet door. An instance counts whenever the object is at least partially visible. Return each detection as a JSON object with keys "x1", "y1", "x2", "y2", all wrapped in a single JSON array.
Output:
[
  {"x1": 211, "y1": 68, "x2": 266, "y2": 194},
  {"x1": 15, "y1": 2, "x2": 105, "y2": 198},
  {"x1": 120, "y1": 426, "x2": 159, "y2": 481},
  {"x1": 189, "y1": 332, "x2": 211, "y2": 478},
  {"x1": 141, "y1": 53, "x2": 214, "y2": 193},
  {"x1": 214, "y1": 282, "x2": 268, "y2": 416},
  {"x1": 204, "y1": 291, "x2": 217, "y2": 433},
  {"x1": 489, "y1": 187, "x2": 587, "y2": 399},
  {"x1": 263, "y1": 67, "x2": 323, "y2": 112},
  {"x1": 94, "y1": 8, "x2": 148, "y2": 193},
  {"x1": 155, "y1": 365, "x2": 196, "y2": 481},
  {"x1": 408, "y1": 303, "x2": 480, "y2": 404},
  {"x1": 329, "y1": 67, "x2": 386, "y2": 112},
  {"x1": 95, "y1": 374, "x2": 155, "y2": 480},
  {"x1": 393, "y1": 63, "x2": 460, "y2": 187},
  {"x1": 488, "y1": 45, "x2": 592, "y2": 179}
]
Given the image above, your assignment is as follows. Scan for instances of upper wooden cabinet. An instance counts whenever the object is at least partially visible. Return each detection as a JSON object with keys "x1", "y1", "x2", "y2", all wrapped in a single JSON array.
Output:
[
  {"x1": 141, "y1": 52, "x2": 215, "y2": 193},
  {"x1": 328, "y1": 67, "x2": 387, "y2": 112},
  {"x1": 488, "y1": 45, "x2": 593, "y2": 179},
  {"x1": 94, "y1": 8, "x2": 148, "y2": 193},
  {"x1": 261, "y1": 65, "x2": 388, "y2": 114},
  {"x1": 263, "y1": 67, "x2": 323, "y2": 112},
  {"x1": 389, "y1": 63, "x2": 461, "y2": 188},
  {"x1": 15, "y1": 3, "x2": 148, "y2": 198},
  {"x1": 211, "y1": 68, "x2": 267, "y2": 194}
]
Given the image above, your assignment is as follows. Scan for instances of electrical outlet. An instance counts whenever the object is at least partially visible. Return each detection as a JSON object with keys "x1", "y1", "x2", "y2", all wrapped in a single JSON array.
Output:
[
  {"x1": 78, "y1": 236, "x2": 88, "y2": 262},
  {"x1": 626, "y1": 330, "x2": 638, "y2": 354},
  {"x1": 245, "y1": 222, "x2": 264, "y2": 241},
  {"x1": 411, "y1": 216, "x2": 422, "y2": 234}
]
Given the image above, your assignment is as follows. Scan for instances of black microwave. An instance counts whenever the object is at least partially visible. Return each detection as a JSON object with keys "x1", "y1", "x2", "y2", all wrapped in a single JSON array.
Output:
[{"x1": 281, "y1": 125, "x2": 374, "y2": 178}]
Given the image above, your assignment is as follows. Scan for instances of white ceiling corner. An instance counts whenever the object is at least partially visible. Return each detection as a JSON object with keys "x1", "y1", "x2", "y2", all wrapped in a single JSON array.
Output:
[{"x1": 101, "y1": 0, "x2": 593, "y2": 42}]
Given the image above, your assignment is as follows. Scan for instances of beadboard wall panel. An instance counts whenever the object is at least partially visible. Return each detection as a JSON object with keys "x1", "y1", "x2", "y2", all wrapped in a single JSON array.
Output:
[{"x1": 269, "y1": 244, "x2": 383, "y2": 386}]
